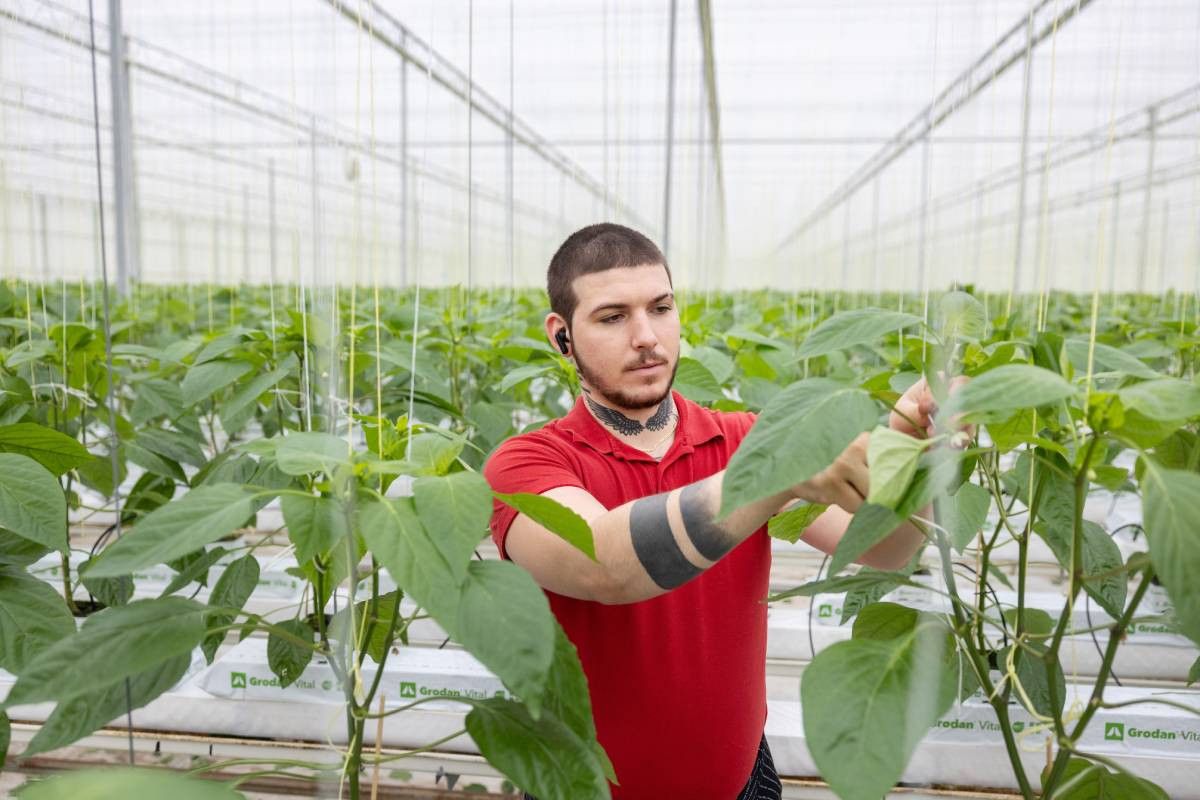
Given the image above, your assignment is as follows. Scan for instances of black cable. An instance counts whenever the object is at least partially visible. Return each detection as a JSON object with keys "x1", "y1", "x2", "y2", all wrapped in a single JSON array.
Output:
[{"x1": 805, "y1": 554, "x2": 830, "y2": 663}]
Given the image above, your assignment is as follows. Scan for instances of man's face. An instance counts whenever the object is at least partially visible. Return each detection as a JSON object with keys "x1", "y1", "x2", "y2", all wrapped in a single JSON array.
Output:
[{"x1": 558, "y1": 263, "x2": 680, "y2": 411}]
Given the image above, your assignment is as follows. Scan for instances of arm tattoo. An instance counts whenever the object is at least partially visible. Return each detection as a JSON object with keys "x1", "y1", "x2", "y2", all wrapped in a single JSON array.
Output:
[
  {"x1": 629, "y1": 492, "x2": 702, "y2": 590},
  {"x1": 585, "y1": 395, "x2": 676, "y2": 437},
  {"x1": 679, "y1": 482, "x2": 735, "y2": 562}
]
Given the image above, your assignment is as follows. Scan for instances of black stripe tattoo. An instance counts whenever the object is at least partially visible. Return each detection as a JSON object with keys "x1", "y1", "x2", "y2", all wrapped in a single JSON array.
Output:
[
  {"x1": 629, "y1": 492, "x2": 703, "y2": 590},
  {"x1": 679, "y1": 482, "x2": 735, "y2": 562}
]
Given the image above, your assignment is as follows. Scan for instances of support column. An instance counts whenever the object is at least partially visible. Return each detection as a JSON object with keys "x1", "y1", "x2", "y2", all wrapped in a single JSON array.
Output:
[
  {"x1": 1106, "y1": 182, "x2": 1121, "y2": 295},
  {"x1": 661, "y1": 0, "x2": 678, "y2": 256},
  {"x1": 1137, "y1": 105, "x2": 1158, "y2": 293},
  {"x1": 108, "y1": 0, "x2": 138, "y2": 295},
  {"x1": 1009, "y1": 10, "x2": 1035, "y2": 302}
]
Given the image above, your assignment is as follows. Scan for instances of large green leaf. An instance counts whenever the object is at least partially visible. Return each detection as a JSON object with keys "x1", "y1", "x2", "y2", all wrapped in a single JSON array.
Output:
[
  {"x1": 465, "y1": 698, "x2": 612, "y2": 800},
  {"x1": 136, "y1": 427, "x2": 207, "y2": 469},
  {"x1": 84, "y1": 485, "x2": 263, "y2": 578},
  {"x1": 802, "y1": 617, "x2": 958, "y2": 800},
  {"x1": 456, "y1": 560, "x2": 556, "y2": 716},
  {"x1": 0, "y1": 566, "x2": 75, "y2": 673},
  {"x1": 219, "y1": 353, "x2": 298, "y2": 429},
  {"x1": 202, "y1": 554, "x2": 261, "y2": 662},
  {"x1": 542, "y1": 624, "x2": 614, "y2": 781},
  {"x1": 672, "y1": 357, "x2": 724, "y2": 403},
  {"x1": 0, "y1": 528, "x2": 51, "y2": 568},
  {"x1": 3, "y1": 597, "x2": 207, "y2": 708},
  {"x1": 1119, "y1": 378, "x2": 1200, "y2": 422},
  {"x1": 0, "y1": 453, "x2": 67, "y2": 552},
  {"x1": 722, "y1": 378, "x2": 878, "y2": 514},
  {"x1": 798, "y1": 308, "x2": 922, "y2": 359},
  {"x1": 0, "y1": 423, "x2": 91, "y2": 476},
  {"x1": 0, "y1": 710, "x2": 8, "y2": 765},
  {"x1": 413, "y1": 472, "x2": 492, "y2": 583},
  {"x1": 494, "y1": 492, "x2": 596, "y2": 560},
  {"x1": 21, "y1": 652, "x2": 191, "y2": 758},
  {"x1": 936, "y1": 482, "x2": 991, "y2": 554},
  {"x1": 851, "y1": 601, "x2": 920, "y2": 641},
  {"x1": 160, "y1": 546, "x2": 228, "y2": 597},
  {"x1": 867, "y1": 427, "x2": 928, "y2": 509},
  {"x1": 829, "y1": 503, "x2": 903, "y2": 576},
  {"x1": 1044, "y1": 758, "x2": 1170, "y2": 799},
  {"x1": 267, "y1": 618, "x2": 314, "y2": 688},
  {"x1": 943, "y1": 364, "x2": 1076, "y2": 419},
  {"x1": 329, "y1": 590, "x2": 402, "y2": 663},
  {"x1": 180, "y1": 358, "x2": 253, "y2": 406},
  {"x1": 1033, "y1": 520, "x2": 1126, "y2": 620},
  {"x1": 17, "y1": 767, "x2": 247, "y2": 800},
  {"x1": 359, "y1": 499, "x2": 462, "y2": 636},
  {"x1": 767, "y1": 502, "x2": 829, "y2": 544},
  {"x1": 936, "y1": 292, "x2": 987, "y2": 341},
  {"x1": 1141, "y1": 463, "x2": 1200, "y2": 646},
  {"x1": 274, "y1": 432, "x2": 352, "y2": 476},
  {"x1": 281, "y1": 494, "x2": 347, "y2": 565},
  {"x1": 1063, "y1": 340, "x2": 1158, "y2": 380}
]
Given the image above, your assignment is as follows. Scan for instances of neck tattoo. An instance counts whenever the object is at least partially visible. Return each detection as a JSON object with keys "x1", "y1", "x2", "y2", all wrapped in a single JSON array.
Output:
[{"x1": 585, "y1": 395, "x2": 676, "y2": 437}]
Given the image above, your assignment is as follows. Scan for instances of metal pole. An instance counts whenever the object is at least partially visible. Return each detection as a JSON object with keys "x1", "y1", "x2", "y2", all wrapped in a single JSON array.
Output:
[
  {"x1": 107, "y1": 1, "x2": 136, "y2": 295},
  {"x1": 399, "y1": 31, "x2": 408, "y2": 287},
  {"x1": 662, "y1": 0, "x2": 678, "y2": 255},
  {"x1": 915, "y1": 122, "x2": 932, "y2": 297},
  {"x1": 971, "y1": 185, "x2": 984, "y2": 289},
  {"x1": 871, "y1": 177, "x2": 881, "y2": 303},
  {"x1": 1009, "y1": 10, "x2": 1035, "y2": 301},
  {"x1": 1137, "y1": 105, "x2": 1159, "y2": 293},
  {"x1": 1157, "y1": 199, "x2": 1170, "y2": 294},
  {"x1": 38, "y1": 193, "x2": 50, "y2": 285},
  {"x1": 841, "y1": 201, "x2": 852, "y2": 293},
  {"x1": 507, "y1": 0, "x2": 515, "y2": 293},
  {"x1": 241, "y1": 184, "x2": 250, "y2": 286},
  {"x1": 1106, "y1": 181, "x2": 1121, "y2": 294},
  {"x1": 466, "y1": 0, "x2": 474, "y2": 292}
]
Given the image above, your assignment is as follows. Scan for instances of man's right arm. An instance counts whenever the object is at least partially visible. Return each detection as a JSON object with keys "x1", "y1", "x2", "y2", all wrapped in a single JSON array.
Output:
[{"x1": 504, "y1": 433, "x2": 873, "y2": 605}]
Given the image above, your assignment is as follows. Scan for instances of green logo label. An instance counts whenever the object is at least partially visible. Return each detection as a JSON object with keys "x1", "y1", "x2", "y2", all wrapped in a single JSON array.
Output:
[
  {"x1": 321, "y1": 680, "x2": 333, "y2": 691},
  {"x1": 818, "y1": 604, "x2": 832, "y2": 619},
  {"x1": 399, "y1": 681, "x2": 417, "y2": 699},
  {"x1": 1012, "y1": 721, "x2": 1025, "y2": 733},
  {"x1": 230, "y1": 672, "x2": 247, "y2": 689},
  {"x1": 1105, "y1": 722, "x2": 1125, "y2": 741}
]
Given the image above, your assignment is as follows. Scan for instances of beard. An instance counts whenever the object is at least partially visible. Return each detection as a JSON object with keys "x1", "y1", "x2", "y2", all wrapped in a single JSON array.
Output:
[{"x1": 574, "y1": 348, "x2": 678, "y2": 411}]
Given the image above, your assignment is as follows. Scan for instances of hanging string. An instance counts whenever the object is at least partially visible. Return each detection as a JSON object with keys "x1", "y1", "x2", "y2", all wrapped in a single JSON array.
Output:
[
  {"x1": 86, "y1": 0, "x2": 132, "y2": 765},
  {"x1": 1034, "y1": 0, "x2": 1066, "y2": 334}
]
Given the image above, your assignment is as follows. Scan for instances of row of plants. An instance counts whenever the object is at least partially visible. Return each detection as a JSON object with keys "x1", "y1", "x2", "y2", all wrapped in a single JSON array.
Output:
[{"x1": 0, "y1": 279, "x2": 1196, "y2": 798}]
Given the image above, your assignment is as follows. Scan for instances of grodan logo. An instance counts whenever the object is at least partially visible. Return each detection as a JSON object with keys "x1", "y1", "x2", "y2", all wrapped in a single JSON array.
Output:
[
  {"x1": 399, "y1": 681, "x2": 417, "y2": 699},
  {"x1": 1104, "y1": 722, "x2": 1125, "y2": 741},
  {"x1": 230, "y1": 672, "x2": 247, "y2": 689},
  {"x1": 818, "y1": 604, "x2": 833, "y2": 619}
]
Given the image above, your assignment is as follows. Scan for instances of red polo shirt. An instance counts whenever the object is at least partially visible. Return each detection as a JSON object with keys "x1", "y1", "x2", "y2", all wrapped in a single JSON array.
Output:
[{"x1": 484, "y1": 391, "x2": 770, "y2": 799}]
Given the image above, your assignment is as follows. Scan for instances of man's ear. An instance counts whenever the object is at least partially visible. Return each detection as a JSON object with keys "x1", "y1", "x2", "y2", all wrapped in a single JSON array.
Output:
[{"x1": 544, "y1": 313, "x2": 570, "y2": 356}]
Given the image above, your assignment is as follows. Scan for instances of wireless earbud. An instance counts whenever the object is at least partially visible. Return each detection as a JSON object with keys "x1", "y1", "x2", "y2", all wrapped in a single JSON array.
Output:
[{"x1": 555, "y1": 329, "x2": 571, "y2": 355}]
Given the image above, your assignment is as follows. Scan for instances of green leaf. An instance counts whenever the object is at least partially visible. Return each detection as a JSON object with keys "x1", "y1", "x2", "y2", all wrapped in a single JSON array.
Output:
[
  {"x1": 457, "y1": 560, "x2": 555, "y2": 716},
  {"x1": 542, "y1": 624, "x2": 613, "y2": 781},
  {"x1": 0, "y1": 453, "x2": 67, "y2": 552},
  {"x1": 936, "y1": 482, "x2": 991, "y2": 553},
  {"x1": 3, "y1": 597, "x2": 207, "y2": 708},
  {"x1": 1188, "y1": 655, "x2": 1200, "y2": 686},
  {"x1": 274, "y1": 432, "x2": 352, "y2": 476},
  {"x1": 672, "y1": 357, "x2": 724, "y2": 403},
  {"x1": 851, "y1": 601, "x2": 920, "y2": 640},
  {"x1": 329, "y1": 590, "x2": 402, "y2": 663},
  {"x1": 0, "y1": 528, "x2": 51, "y2": 567},
  {"x1": 1141, "y1": 463, "x2": 1200, "y2": 646},
  {"x1": 406, "y1": 433, "x2": 465, "y2": 475},
  {"x1": 802, "y1": 617, "x2": 957, "y2": 800},
  {"x1": 202, "y1": 554, "x2": 261, "y2": 662},
  {"x1": 986, "y1": 408, "x2": 1037, "y2": 454},
  {"x1": 798, "y1": 308, "x2": 922, "y2": 359},
  {"x1": 1044, "y1": 758, "x2": 1170, "y2": 800},
  {"x1": 84, "y1": 484, "x2": 263, "y2": 578},
  {"x1": 768, "y1": 570, "x2": 912, "y2": 603},
  {"x1": 689, "y1": 345, "x2": 735, "y2": 384},
  {"x1": 0, "y1": 423, "x2": 91, "y2": 476},
  {"x1": 497, "y1": 364, "x2": 554, "y2": 395},
  {"x1": 936, "y1": 291, "x2": 987, "y2": 340},
  {"x1": 129, "y1": 379, "x2": 184, "y2": 425},
  {"x1": 0, "y1": 710, "x2": 9, "y2": 765},
  {"x1": 495, "y1": 492, "x2": 596, "y2": 560},
  {"x1": 1119, "y1": 378, "x2": 1200, "y2": 421},
  {"x1": 829, "y1": 503, "x2": 903, "y2": 576},
  {"x1": 80, "y1": 567, "x2": 134, "y2": 608},
  {"x1": 360, "y1": 499, "x2": 462, "y2": 637},
  {"x1": 1033, "y1": 520, "x2": 1126, "y2": 620},
  {"x1": 180, "y1": 358, "x2": 253, "y2": 406},
  {"x1": 767, "y1": 502, "x2": 828, "y2": 544},
  {"x1": 840, "y1": 572, "x2": 908, "y2": 626},
  {"x1": 219, "y1": 353, "x2": 298, "y2": 429},
  {"x1": 17, "y1": 767, "x2": 248, "y2": 800},
  {"x1": 160, "y1": 547, "x2": 228, "y2": 597},
  {"x1": 867, "y1": 426, "x2": 929, "y2": 509},
  {"x1": 281, "y1": 494, "x2": 347, "y2": 565},
  {"x1": 22, "y1": 652, "x2": 191, "y2": 758},
  {"x1": 125, "y1": 441, "x2": 186, "y2": 483},
  {"x1": 267, "y1": 618, "x2": 314, "y2": 688},
  {"x1": 413, "y1": 472, "x2": 492, "y2": 583},
  {"x1": 465, "y1": 698, "x2": 611, "y2": 800},
  {"x1": 0, "y1": 566, "x2": 76, "y2": 673},
  {"x1": 944, "y1": 364, "x2": 1076, "y2": 419},
  {"x1": 722, "y1": 378, "x2": 878, "y2": 514},
  {"x1": 136, "y1": 427, "x2": 207, "y2": 469},
  {"x1": 1064, "y1": 339, "x2": 1159, "y2": 380}
]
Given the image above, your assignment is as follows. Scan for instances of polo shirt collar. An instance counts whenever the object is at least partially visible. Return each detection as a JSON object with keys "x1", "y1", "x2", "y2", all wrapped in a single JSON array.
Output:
[{"x1": 559, "y1": 389, "x2": 724, "y2": 462}]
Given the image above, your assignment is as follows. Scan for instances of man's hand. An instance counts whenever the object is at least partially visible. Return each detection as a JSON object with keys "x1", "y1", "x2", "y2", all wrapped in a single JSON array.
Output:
[
  {"x1": 890, "y1": 374, "x2": 971, "y2": 439},
  {"x1": 790, "y1": 432, "x2": 870, "y2": 513}
]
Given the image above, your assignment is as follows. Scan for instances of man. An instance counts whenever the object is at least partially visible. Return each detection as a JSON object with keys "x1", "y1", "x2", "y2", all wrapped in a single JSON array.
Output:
[{"x1": 484, "y1": 223, "x2": 946, "y2": 799}]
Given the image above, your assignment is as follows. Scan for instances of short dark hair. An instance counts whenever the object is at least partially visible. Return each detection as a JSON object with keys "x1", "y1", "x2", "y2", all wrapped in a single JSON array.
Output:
[{"x1": 547, "y1": 223, "x2": 671, "y2": 326}]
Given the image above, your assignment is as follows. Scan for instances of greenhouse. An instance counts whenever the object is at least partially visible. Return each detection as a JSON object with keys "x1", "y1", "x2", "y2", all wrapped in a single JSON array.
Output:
[{"x1": 0, "y1": 0, "x2": 1198, "y2": 797}]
